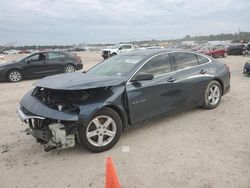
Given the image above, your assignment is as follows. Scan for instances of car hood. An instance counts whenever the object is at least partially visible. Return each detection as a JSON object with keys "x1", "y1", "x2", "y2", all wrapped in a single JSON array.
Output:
[
  {"x1": 35, "y1": 72, "x2": 127, "y2": 90},
  {"x1": 0, "y1": 61, "x2": 16, "y2": 67}
]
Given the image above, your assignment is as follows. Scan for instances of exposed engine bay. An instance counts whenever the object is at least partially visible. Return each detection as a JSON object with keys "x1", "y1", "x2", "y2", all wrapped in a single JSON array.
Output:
[{"x1": 31, "y1": 86, "x2": 113, "y2": 112}]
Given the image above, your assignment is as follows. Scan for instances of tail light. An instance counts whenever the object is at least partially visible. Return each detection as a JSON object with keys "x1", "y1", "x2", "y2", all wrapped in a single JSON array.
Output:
[{"x1": 76, "y1": 56, "x2": 81, "y2": 63}]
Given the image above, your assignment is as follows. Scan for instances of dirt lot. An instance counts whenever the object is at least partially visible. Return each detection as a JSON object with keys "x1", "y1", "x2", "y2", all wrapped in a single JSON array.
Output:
[{"x1": 0, "y1": 52, "x2": 250, "y2": 188}]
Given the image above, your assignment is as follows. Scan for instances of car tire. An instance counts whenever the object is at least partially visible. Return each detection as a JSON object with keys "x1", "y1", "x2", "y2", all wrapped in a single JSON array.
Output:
[
  {"x1": 78, "y1": 107, "x2": 122, "y2": 153},
  {"x1": 8, "y1": 70, "x2": 23, "y2": 82},
  {"x1": 64, "y1": 64, "x2": 76, "y2": 73},
  {"x1": 202, "y1": 80, "x2": 222, "y2": 109}
]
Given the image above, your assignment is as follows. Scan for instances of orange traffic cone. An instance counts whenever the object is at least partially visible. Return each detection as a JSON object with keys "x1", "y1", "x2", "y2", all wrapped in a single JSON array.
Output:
[{"x1": 105, "y1": 157, "x2": 121, "y2": 188}]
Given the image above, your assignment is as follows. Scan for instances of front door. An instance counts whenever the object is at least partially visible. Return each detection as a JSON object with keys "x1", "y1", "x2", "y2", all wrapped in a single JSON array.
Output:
[
  {"x1": 126, "y1": 53, "x2": 183, "y2": 125},
  {"x1": 22, "y1": 53, "x2": 49, "y2": 77}
]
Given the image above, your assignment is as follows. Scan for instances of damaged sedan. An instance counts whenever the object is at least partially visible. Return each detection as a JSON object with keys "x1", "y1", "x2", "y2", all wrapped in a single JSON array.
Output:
[{"x1": 17, "y1": 49, "x2": 230, "y2": 152}]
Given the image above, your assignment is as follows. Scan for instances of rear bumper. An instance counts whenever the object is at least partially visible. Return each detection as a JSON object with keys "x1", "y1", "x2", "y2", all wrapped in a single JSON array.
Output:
[
  {"x1": 102, "y1": 51, "x2": 110, "y2": 59},
  {"x1": 224, "y1": 84, "x2": 230, "y2": 95},
  {"x1": 75, "y1": 64, "x2": 83, "y2": 70}
]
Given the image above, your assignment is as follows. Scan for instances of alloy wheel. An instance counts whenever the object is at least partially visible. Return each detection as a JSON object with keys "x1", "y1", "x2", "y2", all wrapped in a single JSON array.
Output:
[
  {"x1": 208, "y1": 85, "x2": 221, "y2": 105},
  {"x1": 8, "y1": 71, "x2": 22, "y2": 82},
  {"x1": 86, "y1": 115, "x2": 117, "y2": 147},
  {"x1": 65, "y1": 65, "x2": 75, "y2": 73}
]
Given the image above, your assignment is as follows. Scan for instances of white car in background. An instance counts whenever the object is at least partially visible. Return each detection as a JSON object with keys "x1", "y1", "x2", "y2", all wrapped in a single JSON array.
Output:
[
  {"x1": 102, "y1": 44, "x2": 134, "y2": 59},
  {"x1": 3, "y1": 50, "x2": 19, "y2": 54}
]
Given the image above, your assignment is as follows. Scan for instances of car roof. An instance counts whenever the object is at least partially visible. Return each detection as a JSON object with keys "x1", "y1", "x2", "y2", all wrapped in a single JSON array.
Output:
[{"x1": 123, "y1": 48, "x2": 191, "y2": 57}]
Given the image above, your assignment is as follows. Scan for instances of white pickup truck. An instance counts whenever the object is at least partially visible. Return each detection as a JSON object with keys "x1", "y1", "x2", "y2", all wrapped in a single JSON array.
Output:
[{"x1": 102, "y1": 44, "x2": 134, "y2": 59}]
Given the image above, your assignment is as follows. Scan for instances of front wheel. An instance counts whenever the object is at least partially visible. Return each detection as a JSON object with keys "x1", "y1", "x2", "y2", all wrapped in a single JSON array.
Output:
[
  {"x1": 78, "y1": 107, "x2": 122, "y2": 152},
  {"x1": 64, "y1": 64, "x2": 76, "y2": 73},
  {"x1": 8, "y1": 70, "x2": 23, "y2": 82},
  {"x1": 202, "y1": 80, "x2": 222, "y2": 109}
]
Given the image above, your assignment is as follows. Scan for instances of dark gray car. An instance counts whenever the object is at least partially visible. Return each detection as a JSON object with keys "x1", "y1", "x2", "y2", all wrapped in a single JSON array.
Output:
[
  {"x1": 17, "y1": 49, "x2": 230, "y2": 152},
  {"x1": 0, "y1": 51, "x2": 83, "y2": 82}
]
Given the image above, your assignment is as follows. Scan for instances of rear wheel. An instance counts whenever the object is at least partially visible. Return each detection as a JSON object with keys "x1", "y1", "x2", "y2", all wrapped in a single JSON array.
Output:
[
  {"x1": 78, "y1": 107, "x2": 122, "y2": 152},
  {"x1": 8, "y1": 70, "x2": 22, "y2": 82},
  {"x1": 202, "y1": 80, "x2": 222, "y2": 109},
  {"x1": 64, "y1": 64, "x2": 75, "y2": 73}
]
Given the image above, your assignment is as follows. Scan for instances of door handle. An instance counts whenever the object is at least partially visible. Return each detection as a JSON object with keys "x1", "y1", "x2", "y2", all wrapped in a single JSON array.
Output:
[
  {"x1": 200, "y1": 70, "x2": 207, "y2": 74},
  {"x1": 167, "y1": 77, "x2": 176, "y2": 83}
]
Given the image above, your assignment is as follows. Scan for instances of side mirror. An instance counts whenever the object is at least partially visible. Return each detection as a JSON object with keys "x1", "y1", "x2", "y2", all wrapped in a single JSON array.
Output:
[
  {"x1": 25, "y1": 59, "x2": 31, "y2": 64},
  {"x1": 131, "y1": 73, "x2": 154, "y2": 82}
]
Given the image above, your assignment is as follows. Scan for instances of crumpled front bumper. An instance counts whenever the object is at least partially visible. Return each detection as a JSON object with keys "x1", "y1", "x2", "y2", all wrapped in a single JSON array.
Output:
[
  {"x1": 16, "y1": 106, "x2": 45, "y2": 123},
  {"x1": 18, "y1": 90, "x2": 79, "y2": 122}
]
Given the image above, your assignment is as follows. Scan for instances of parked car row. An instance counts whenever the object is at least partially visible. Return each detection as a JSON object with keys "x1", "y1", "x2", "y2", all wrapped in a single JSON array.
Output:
[
  {"x1": 227, "y1": 44, "x2": 250, "y2": 55},
  {"x1": 197, "y1": 45, "x2": 227, "y2": 58},
  {"x1": 192, "y1": 43, "x2": 250, "y2": 57},
  {"x1": 16, "y1": 49, "x2": 231, "y2": 152}
]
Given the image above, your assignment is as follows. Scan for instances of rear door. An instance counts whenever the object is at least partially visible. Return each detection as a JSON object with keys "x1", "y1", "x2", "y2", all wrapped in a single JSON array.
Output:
[
  {"x1": 171, "y1": 52, "x2": 212, "y2": 107},
  {"x1": 47, "y1": 52, "x2": 67, "y2": 73},
  {"x1": 126, "y1": 53, "x2": 184, "y2": 124}
]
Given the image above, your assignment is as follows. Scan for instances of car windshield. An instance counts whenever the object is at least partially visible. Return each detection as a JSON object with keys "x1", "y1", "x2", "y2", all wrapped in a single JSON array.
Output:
[
  {"x1": 13, "y1": 54, "x2": 31, "y2": 62},
  {"x1": 111, "y1": 44, "x2": 120, "y2": 49},
  {"x1": 88, "y1": 55, "x2": 144, "y2": 76}
]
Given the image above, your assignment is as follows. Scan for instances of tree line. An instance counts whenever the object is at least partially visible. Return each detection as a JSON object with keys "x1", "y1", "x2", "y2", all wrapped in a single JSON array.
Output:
[{"x1": 182, "y1": 32, "x2": 250, "y2": 42}]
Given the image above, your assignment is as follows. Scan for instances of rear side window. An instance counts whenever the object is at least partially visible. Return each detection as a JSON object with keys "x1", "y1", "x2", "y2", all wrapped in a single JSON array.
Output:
[
  {"x1": 173, "y1": 52, "x2": 199, "y2": 70},
  {"x1": 138, "y1": 53, "x2": 172, "y2": 76},
  {"x1": 197, "y1": 54, "x2": 210, "y2": 64},
  {"x1": 48, "y1": 52, "x2": 65, "y2": 60}
]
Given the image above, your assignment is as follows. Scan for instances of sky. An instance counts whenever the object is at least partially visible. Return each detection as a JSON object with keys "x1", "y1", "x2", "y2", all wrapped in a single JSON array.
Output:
[{"x1": 0, "y1": 0, "x2": 250, "y2": 45}]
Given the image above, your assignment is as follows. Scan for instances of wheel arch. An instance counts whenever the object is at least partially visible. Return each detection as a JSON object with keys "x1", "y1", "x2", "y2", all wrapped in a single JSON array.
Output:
[
  {"x1": 104, "y1": 104, "x2": 129, "y2": 130},
  {"x1": 213, "y1": 78, "x2": 224, "y2": 95},
  {"x1": 65, "y1": 63, "x2": 75, "y2": 67},
  {"x1": 7, "y1": 68, "x2": 23, "y2": 78},
  {"x1": 78, "y1": 103, "x2": 129, "y2": 131}
]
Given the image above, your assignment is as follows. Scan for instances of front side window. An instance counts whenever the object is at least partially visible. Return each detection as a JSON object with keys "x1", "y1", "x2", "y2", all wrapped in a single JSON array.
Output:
[
  {"x1": 173, "y1": 52, "x2": 199, "y2": 70},
  {"x1": 26, "y1": 53, "x2": 46, "y2": 62},
  {"x1": 137, "y1": 54, "x2": 172, "y2": 76}
]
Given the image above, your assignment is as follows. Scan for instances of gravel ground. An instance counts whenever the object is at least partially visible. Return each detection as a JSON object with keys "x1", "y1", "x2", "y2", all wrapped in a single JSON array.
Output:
[{"x1": 0, "y1": 52, "x2": 250, "y2": 188}]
